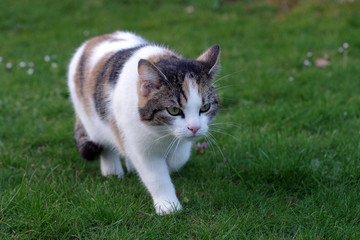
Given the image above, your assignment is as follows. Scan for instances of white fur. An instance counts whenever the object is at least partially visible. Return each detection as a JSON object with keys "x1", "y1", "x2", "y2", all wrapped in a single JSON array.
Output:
[
  {"x1": 89, "y1": 32, "x2": 148, "y2": 70},
  {"x1": 68, "y1": 32, "x2": 212, "y2": 215},
  {"x1": 172, "y1": 79, "x2": 209, "y2": 139}
]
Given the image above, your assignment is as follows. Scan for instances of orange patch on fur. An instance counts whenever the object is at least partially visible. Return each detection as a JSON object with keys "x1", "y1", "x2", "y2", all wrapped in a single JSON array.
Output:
[
  {"x1": 181, "y1": 76, "x2": 191, "y2": 108},
  {"x1": 182, "y1": 76, "x2": 190, "y2": 97},
  {"x1": 88, "y1": 52, "x2": 114, "y2": 97},
  {"x1": 137, "y1": 80, "x2": 149, "y2": 108},
  {"x1": 147, "y1": 52, "x2": 174, "y2": 63},
  {"x1": 110, "y1": 118, "x2": 125, "y2": 152},
  {"x1": 84, "y1": 34, "x2": 114, "y2": 55},
  {"x1": 74, "y1": 33, "x2": 120, "y2": 112},
  {"x1": 74, "y1": 55, "x2": 85, "y2": 101}
]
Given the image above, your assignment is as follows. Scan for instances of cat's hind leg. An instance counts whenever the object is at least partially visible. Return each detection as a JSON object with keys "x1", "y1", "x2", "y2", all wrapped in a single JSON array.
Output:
[
  {"x1": 74, "y1": 116, "x2": 103, "y2": 161},
  {"x1": 125, "y1": 158, "x2": 135, "y2": 173},
  {"x1": 100, "y1": 148, "x2": 124, "y2": 178}
]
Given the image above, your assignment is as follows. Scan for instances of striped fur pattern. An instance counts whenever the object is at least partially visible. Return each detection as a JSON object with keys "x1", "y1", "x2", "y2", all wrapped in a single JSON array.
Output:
[{"x1": 68, "y1": 31, "x2": 220, "y2": 215}]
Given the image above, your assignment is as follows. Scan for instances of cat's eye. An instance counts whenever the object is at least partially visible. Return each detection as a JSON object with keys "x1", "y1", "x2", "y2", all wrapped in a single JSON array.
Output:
[
  {"x1": 167, "y1": 106, "x2": 182, "y2": 116},
  {"x1": 200, "y1": 103, "x2": 211, "y2": 113}
]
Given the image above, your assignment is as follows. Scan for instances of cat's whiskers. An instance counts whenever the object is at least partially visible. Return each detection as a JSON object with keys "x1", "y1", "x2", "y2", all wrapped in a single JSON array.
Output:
[
  {"x1": 212, "y1": 70, "x2": 244, "y2": 88},
  {"x1": 170, "y1": 138, "x2": 182, "y2": 162},
  {"x1": 144, "y1": 131, "x2": 172, "y2": 155},
  {"x1": 206, "y1": 132, "x2": 226, "y2": 162},
  {"x1": 153, "y1": 132, "x2": 173, "y2": 142},
  {"x1": 204, "y1": 135, "x2": 217, "y2": 156},
  {"x1": 203, "y1": 120, "x2": 241, "y2": 161},
  {"x1": 209, "y1": 121, "x2": 242, "y2": 129},
  {"x1": 215, "y1": 84, "x2": 242, "y2": 91},
  {"x1": 208, "y1": 128, "x2": 239, "y2": 140},
  {"x1": 212, "y1": 70, "x2": 244, "y2": 86},
  {"x1": 163, "y1": 137, "x2": 178, "y2": 160}
]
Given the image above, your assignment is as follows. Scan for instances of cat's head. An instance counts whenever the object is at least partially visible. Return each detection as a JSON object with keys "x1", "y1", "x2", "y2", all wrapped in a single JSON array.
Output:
[{"x1": 137, "y1": 45, "x2": 220, "y2": 140}]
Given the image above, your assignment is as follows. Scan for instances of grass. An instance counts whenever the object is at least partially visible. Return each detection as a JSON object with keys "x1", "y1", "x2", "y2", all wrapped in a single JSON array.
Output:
[{"x1": 1, "y1": 0, "x2": 360, "y2": 238}]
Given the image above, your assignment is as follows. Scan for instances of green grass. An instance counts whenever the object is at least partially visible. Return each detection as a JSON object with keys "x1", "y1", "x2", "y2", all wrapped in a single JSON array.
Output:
[{"x1": 1, "y1": 0, "x2": 360, "y2": 238}]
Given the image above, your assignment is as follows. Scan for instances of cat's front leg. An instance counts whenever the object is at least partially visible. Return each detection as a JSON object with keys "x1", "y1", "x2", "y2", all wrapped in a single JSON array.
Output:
[{"x1": 130, "y1": 153, "x2": 181, "y2": 215}]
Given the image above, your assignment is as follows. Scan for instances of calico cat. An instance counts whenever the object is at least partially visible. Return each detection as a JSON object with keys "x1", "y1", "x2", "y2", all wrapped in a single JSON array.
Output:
[{"x1": 68, "y1": 31, "x2": 220, "y2": 214}]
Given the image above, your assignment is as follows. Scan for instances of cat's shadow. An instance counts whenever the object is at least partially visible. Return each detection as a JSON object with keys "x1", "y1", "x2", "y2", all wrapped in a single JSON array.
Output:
[{"x1": 173, "y1": 159, "x2": 323, "y2": 206}]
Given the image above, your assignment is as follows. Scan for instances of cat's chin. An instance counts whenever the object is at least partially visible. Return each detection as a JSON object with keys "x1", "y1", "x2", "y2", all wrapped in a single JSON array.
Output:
[{"x1": 179, "y1": 135, "x2": 200, "y2": 142}]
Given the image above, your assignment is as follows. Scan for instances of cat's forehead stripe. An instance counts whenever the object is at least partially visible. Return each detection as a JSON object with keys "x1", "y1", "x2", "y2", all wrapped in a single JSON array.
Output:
[
  {"x1": 154, "y1": 58, "x2": 204, "y2": 85},
  {"x1": 186, "y1": 78, "x2": 202, "y2": 110},
  {"x1": 182, "y1": 76, "x2": 190, "y2": 100}
]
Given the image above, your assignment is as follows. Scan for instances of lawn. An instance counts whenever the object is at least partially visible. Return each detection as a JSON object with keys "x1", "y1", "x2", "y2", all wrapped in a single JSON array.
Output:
[{"x1": 1, "y1": 0, "x2": 360, "y2": 239}]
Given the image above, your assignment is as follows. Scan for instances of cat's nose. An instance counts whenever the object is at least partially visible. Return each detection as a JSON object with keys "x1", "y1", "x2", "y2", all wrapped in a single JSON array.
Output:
[{"x1": 188, "y1": 125, "x2": 200, "y2": 134}]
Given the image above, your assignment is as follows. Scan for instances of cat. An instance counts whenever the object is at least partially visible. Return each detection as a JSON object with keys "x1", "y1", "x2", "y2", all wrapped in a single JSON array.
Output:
[{"x1": 68, "y1": 31, "x2": 220, "y2": 215}]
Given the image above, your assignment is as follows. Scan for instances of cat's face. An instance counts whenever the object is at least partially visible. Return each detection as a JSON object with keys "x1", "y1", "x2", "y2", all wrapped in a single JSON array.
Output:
[
  {"x1": 138, "y1": 46, "x2": 220, "y2": 140},
  {"x1": 167, "y1": 73, "x2": 218, "y2": 140}
]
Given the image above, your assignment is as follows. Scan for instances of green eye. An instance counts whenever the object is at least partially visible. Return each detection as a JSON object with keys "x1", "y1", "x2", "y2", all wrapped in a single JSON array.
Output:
[
  {"x1": 200, "y1": 103, "x2": 211, "y2": 113},
  {"x1": 167, "y1": 106, "x2": 182, "y2": 116}
]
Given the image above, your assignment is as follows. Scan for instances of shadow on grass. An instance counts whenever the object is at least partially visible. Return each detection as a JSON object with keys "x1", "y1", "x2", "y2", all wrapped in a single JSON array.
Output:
[{"x1": 233, "y1": 166, "x2": 321, "y2": 197}]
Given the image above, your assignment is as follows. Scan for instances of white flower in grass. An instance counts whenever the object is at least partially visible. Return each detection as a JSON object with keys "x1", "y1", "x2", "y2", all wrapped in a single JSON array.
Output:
[
  {"x1": 185, "y1": 6, "x2": 195, "y2": 13},
  {"x1": 51, "y1": 62, "x2": 58, "y2": 68},
  {"x1": 339, "y1": 43, "x2": 349, "y2": 68},
  {"x1": 27, "y1": 68, "x2": 34, "y2": 75},
  {"x1": 19, "y1": 61, "x2": 26, "y2": 68},
  {"x1": 6, "y1": 62, "x2": 12, "y2": 69},
  {"x1": 303, "y1": 59, "x2": 311, "y2": 67},
  {"x1": 44, "y1": 56, "x2": 51, "y2": 62},
  {"x1": 288, "y1": 76, "x2": 294, "y2": 82},
  {"x1": 28, "y1": 62, "x2": 34, "y2": 67}
]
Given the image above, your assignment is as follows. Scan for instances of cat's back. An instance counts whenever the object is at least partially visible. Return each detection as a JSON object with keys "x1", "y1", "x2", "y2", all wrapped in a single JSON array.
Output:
[
  {"x1": 68, "y1": 31, "x2": 151, "y2": 118},
  {"x1": 68, "y1": 31, "x2": 147, "y2": 98},
  {"x1": 67, "y1": 31, "x2": 150, "y2": 145}
]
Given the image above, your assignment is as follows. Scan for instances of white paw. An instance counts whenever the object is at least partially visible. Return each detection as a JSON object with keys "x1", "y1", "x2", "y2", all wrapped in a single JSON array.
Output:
[{"x1": 154, "y1": 199, "x2": 182, "y2": 215}]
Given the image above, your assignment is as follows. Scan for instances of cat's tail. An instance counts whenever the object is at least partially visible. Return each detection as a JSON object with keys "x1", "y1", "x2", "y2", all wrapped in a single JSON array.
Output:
[{"x1": 74, "y1": 116, "x2": 102, "y2": 161}]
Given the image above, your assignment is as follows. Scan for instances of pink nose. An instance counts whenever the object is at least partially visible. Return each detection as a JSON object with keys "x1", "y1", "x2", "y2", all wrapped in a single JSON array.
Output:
[{"x1": 188, "y1": 126, "x2": 200, "y2": 134}]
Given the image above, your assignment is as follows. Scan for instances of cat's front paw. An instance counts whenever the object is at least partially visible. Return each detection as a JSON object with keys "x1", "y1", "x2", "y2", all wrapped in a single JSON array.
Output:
[{"x1": 154, "y1": 199, "x2": 182, "y2": 215}]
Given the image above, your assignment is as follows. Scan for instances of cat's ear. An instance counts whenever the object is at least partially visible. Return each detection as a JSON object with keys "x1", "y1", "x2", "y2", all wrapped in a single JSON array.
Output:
[
  {"x1": 197, "y1": 45, "x2": 221, "y2": 76},
  {"x1": 138, "y1": 59, "x2": 167, "y2": 97}
]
